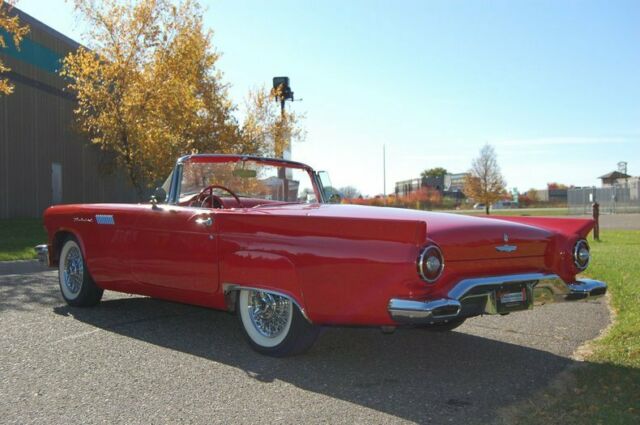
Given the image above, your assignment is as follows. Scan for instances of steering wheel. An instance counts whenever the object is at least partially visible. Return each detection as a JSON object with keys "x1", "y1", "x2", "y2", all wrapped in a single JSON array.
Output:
[{"x1": 190, "y1": 185, "x2": 241, "y2": 209}]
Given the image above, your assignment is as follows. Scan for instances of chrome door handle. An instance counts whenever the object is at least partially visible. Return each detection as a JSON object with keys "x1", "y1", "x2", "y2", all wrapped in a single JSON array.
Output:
[{"x1": 195, "y1": 217, "x2": 213, "y2": 227}]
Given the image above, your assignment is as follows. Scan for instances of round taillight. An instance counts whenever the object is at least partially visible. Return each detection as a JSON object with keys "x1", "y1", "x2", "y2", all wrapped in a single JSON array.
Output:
[
  {"x1": 573, "y1": 239, "x2": 590, "y2": 271},
  {"x1": 418, "y1": 245, "x2": 444, "y2": 283}
]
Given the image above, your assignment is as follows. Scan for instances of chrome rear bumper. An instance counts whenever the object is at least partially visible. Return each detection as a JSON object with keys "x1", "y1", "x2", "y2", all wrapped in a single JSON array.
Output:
[{"x1": 388, "y1": 273, "x2": 607, "y2": 324}]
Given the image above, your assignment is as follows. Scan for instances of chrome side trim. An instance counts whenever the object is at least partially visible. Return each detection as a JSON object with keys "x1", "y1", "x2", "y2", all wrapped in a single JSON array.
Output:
[
  {"x1": 222, "y1": 283, "x2": 312, "y2": 323},
  {"x1": 313, "y1": 171, "x2": 328, "y2": 203},
  {"x1": 168, "y1": 162, "x2": 183, "y2": 205}
]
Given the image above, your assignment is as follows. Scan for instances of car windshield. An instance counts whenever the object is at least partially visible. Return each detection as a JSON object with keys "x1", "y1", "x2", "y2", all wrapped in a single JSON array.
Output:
[{"x1": 178, "y1": 159, "x2": 318, "y2": 204}]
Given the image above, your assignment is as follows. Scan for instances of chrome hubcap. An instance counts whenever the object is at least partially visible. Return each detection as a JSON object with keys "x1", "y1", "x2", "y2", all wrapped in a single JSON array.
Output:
[
  {"x1": 63, "y1": 246, "x2": 83, "y2": 295},
  {"x1": 247, "y1": 291, "x2": 291, "y2": 338}
]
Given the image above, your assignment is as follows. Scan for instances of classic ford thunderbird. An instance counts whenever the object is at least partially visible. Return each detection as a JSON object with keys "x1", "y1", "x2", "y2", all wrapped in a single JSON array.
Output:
[{"x1": 39, "y1": 154, "x2": 607, "y2": 356}]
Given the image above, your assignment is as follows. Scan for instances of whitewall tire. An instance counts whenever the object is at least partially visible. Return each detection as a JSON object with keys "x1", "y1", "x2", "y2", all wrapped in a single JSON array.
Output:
[
  {"x1": 58, "y1": 237, "x2": 103, "y2": 307},
  {"x1": 237, "y1": 289, "x2": 320, "y2": 357}
]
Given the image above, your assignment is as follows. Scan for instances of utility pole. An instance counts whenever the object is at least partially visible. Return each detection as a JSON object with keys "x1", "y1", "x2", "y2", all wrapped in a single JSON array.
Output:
[{"x1": 383, "y1": 144, "x2": 387, "y2": 205}]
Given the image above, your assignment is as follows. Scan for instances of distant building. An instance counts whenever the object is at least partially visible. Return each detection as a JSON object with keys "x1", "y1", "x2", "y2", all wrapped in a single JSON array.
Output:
[
  {"x1": 424, "y1": 175, "x2": 446, "y2": 191},
  {"x1": 448, "y1": 173, "x2": 468, "y2": 191},
  {"x1": 628, "y1": 177, "x2": 640, "y2": 200},
  {"x1": 548, "y1": 188, "x2": 568, "y2": 203},
  {"x1": 599, "y1": 171, "x2": 632, "y2": 187},
  {"x1": 0, "y1": 6, "x2": 137, "y2": 219},
  {"x1": 596, "y1": 168, "x2": 640, "y2": 200},
  {"x1": 531, "y1": 189, "x2": 549, "y2": 202},
  {"x1": 395, "y1": 178, "x2": 423, "y2": 197},
  {"x1": 394, "y1": 172, "x2": 469, "y2": 197},
  {"x1": 530, "y1": 185, "x2": 568, "y2": 203}
]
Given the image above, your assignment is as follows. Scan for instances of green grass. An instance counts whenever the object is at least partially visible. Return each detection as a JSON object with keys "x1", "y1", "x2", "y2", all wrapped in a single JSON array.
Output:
[
  {"x1": 589, "y1": 231, "x2": 640, "y2": 368},
  {"x1": 514, "y1": 230, "x2": 640, "y2": 424},
  {"x1": 0, "y1": 219, "x2": 47, "y2": 261}
]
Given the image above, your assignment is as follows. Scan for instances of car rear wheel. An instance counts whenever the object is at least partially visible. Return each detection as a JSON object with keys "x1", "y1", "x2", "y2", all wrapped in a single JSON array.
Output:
[
  {"x1": 420, "y1": 318, "x2": 466, "y2": 332},
  {"x1": 58, "y1": 238, "x2": 103, "y2": 307},
  {"x1": 237, "y1": 289, "x2": 320, "y2": 357}
]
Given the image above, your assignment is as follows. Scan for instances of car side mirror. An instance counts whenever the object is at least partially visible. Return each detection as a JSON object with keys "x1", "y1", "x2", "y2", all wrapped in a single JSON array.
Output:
[{"x1": 151, "y1": 187, "x2": 167, "y2": 206}]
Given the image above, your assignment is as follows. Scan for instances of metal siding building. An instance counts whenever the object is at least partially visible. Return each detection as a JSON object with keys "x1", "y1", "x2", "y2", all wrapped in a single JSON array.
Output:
[
  {"x1": 395, "y1": 172, "x2": 469, "y2": 197},
  {"x1": 0, "y1": 7, "x2": 136, "y2": 219}
]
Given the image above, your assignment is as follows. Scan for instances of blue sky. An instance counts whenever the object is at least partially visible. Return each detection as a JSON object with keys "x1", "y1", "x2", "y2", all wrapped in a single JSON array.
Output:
[{"x1": 17, "y1": 0, "x2": 640, "y2": 195}]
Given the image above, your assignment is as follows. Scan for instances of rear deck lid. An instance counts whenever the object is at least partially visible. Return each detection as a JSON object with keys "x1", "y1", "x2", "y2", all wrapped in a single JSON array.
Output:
[{"x1": 428, "y1": 216, "x2": 553, "y2": 260}]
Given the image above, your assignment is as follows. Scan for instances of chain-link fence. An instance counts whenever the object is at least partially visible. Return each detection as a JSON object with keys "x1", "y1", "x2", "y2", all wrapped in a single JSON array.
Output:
[{"x1": 568, "y1": 186, "x2": 640, "y2": 215}]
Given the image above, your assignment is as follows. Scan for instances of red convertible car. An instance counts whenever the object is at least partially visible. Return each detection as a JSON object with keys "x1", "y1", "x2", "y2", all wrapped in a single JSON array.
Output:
[{"x1": 39, "y1": 154, "x2": 607, "y2": 356}]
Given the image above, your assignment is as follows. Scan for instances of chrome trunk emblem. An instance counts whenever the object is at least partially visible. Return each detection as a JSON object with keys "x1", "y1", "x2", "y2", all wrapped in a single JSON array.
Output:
[{"x1": 497, "y1": 233, "x2": 517, "y2": 252}]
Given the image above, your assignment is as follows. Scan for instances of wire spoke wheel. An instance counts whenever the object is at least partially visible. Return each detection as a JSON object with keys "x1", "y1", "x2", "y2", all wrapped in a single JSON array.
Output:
[
  {"x1": 57, "y1": 237, "x2": 103, "y2": 307},
  {"x1": 247, "y1": 291, "x2": 292, "y2": 338},
  {"x1": 237, "y1": 288, "x2": 320, "y2": 356},
  {"x1": 62, "y1": 246, "x2": 84, "y2": 295}
]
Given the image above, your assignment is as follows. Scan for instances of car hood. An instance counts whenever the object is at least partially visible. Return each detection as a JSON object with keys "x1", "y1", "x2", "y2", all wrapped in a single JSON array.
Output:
[{"x1": 263, "y1": 204, "x2": 554, "y2": 260}]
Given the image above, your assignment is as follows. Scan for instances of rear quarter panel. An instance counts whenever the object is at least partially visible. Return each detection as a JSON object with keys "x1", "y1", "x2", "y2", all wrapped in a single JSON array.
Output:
[
  {"x1": 217, "y1": 211, "x2": 427, "y2": 325},
  {"x1": 490, "y1": 216, "x2": 595, "y2": 282}
]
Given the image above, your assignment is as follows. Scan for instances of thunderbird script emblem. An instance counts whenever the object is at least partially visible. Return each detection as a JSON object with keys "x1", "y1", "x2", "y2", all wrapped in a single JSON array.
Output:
[{"x1": 496, "y1": 233, "x2": 517, "y2": 252}]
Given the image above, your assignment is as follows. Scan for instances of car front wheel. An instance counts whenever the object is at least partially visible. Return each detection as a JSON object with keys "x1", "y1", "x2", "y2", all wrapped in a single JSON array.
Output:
[
  {"x1": 58, "y1": 237, "x2": 103, "y2": 307},
  {"x1": 237, "y1": 289, "x2": 320, "y2": 357}
]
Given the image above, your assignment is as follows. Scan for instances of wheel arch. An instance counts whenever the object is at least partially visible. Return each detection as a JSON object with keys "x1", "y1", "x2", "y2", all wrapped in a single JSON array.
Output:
[
  {"x1": 223, "y1": 284, "x2": 312, "y2": 323},
  {"x1": 50, "y1": 229, "x2": 85, "y2": 267},
  {"x1": 220, "y1": 250, "x2": 310, "y2": 321}
]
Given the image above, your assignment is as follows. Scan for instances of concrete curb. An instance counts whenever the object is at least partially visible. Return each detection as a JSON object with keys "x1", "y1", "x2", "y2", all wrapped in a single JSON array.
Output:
[{"x1": 0, "y1": 260, "x2": 51, "y2": 276}]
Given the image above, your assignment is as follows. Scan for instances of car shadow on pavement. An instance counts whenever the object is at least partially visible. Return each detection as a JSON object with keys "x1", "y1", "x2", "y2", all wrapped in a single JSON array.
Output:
[
  {"x1": 49, "y1": 295, "x2": 631, "y2": 424},
  {"x1": 0, "y1": 270, "x2": 60, "y2": 312}
]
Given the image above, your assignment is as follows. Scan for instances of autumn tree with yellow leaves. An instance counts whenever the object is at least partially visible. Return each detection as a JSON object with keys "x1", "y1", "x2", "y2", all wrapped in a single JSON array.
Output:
[
  {"x1": 240, "y1": 85, "x2": 305, "y2": 159},
  {"x1": 0, "y1": 0, "x2": 29, "y2": 95},
  {"x1": 463, "y1": 144, "x2": 506, "y2": 215},
  {"x1": 62, "y1": 0, "x2": 247, "y2": 197}
]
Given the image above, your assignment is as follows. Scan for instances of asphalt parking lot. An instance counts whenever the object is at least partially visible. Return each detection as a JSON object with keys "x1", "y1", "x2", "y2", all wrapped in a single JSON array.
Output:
[{"x1": 1, "y1": 261, "x2": 610, "y2": 425}]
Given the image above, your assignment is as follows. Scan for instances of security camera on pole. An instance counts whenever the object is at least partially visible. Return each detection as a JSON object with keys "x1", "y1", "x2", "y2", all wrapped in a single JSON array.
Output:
[
  {"x1": 272, "y1": 77, "x2": 295, "y2": 160},
  {"x1": 272, "y1": 77, "x2": 295, "y2": 198}
]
